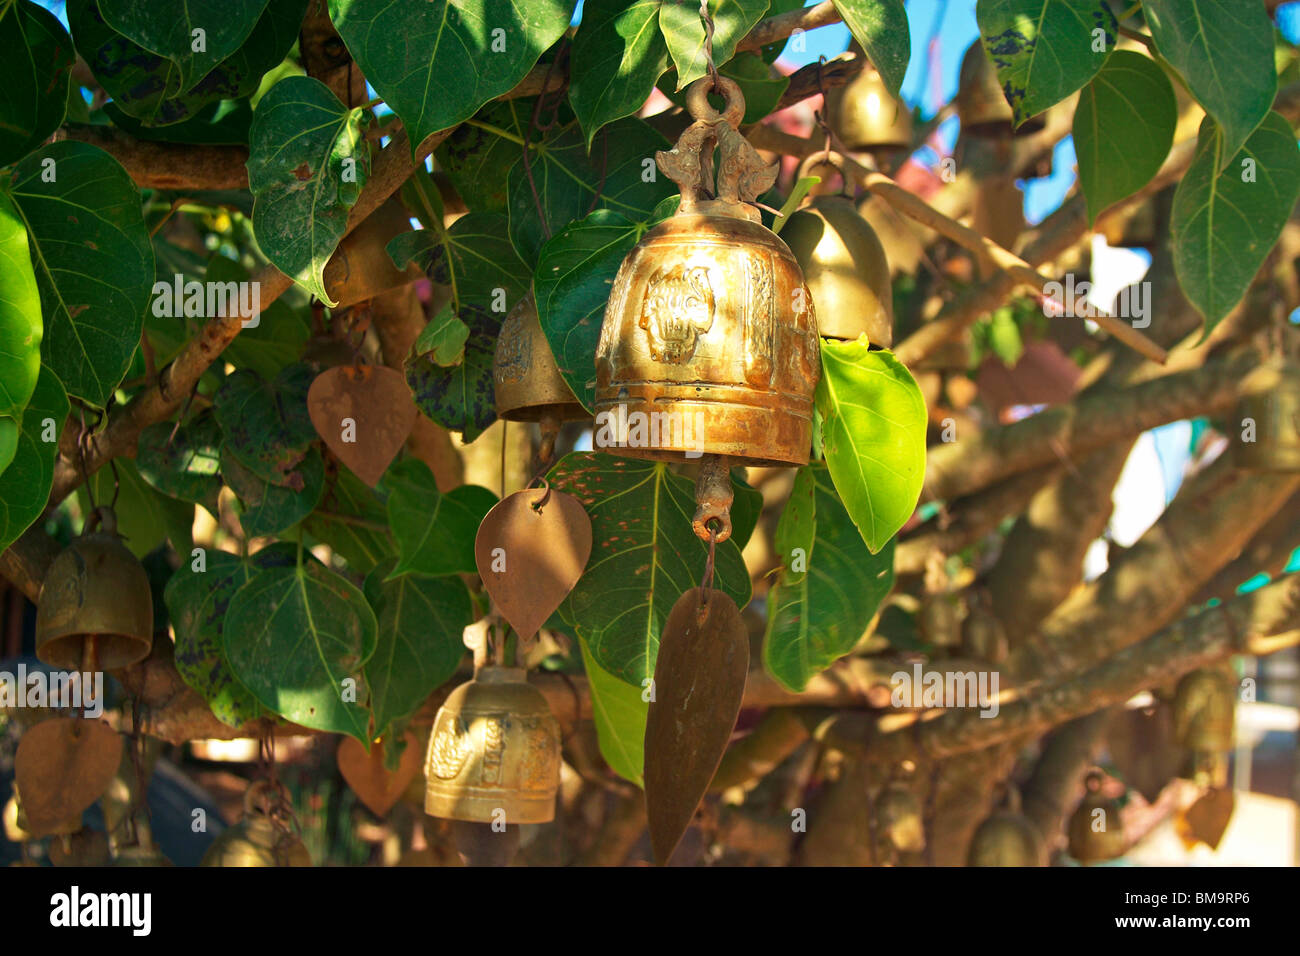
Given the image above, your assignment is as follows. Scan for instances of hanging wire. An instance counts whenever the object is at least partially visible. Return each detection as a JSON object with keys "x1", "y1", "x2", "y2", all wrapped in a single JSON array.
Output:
[{"x1": 699, "y1": 0, "x2": 722, "y2": 92}]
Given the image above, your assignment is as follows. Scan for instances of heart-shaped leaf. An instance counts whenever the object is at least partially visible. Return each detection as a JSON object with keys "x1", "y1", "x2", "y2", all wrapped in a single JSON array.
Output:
[
  {"x1": 247, "y1": 76, "x2": 370, "y2": 305},
  {"x1": 213, "y1": 365, "x2": 317, "y2": 487},
  {"x1": 832, "y1": 0, "x2": 910, "y2": 95},
  {"x1": 222, "y1": 444, "x2": 325, "y2": 538},
  {"x1": 659, "y1": 0, "x2": 768, "y2": 91},
  {"x1": 816, "y1": 342, "x2": 927, "y2": 553},
  {"x1": 225, "y1": 559, "x2": 379, "y2": 742},
  {"x1": 0, "y1": 190, "x2": 42, "y2": 418},
  {"x1": 387, "y1": 212, "x2": 530, "y2": 315},
  {"x1": 404, "y1": 305, "x2": 500, "y2": 443},
  {"x1": 476, "y1": 487, "x2": 593, "y2": 642},
  {"x1": 0, "y1": 364, "x2": 67, "y2": 552},
  {"x1": 413, "y1": 306, "x2": 472, "y2": 367},
  {"x1": 433, "y1": 99, "x2": 534, "y2": 214},
  {"x1": 136, "y1": 411, "x2": 223, "y2": 515},
  {"x1": 644, "y1": 587, "x2": 748, "y2": 864},
  {"x1": 1177, "y1": 787, "x2": 1234, "y2": 851},
  {"x1": 0, "y1": 0, "x2": 74, "y2": 166},
  {"x1": 302, "y1": 462, "x2": 396, "y2": 575},
  {"x1": 308, "y1": 365, "x2": 418, "y2": 488},
  {"x1": 385, "y1": 458, "x2": 498, "y2": 577},
  {"x1": 9, "y1": 141, "x2": 154, "y2": 408},
  {"x1": 579, "y1": 637, "x2": 648, "y2": 787},
  {"x1": 337, "y1": 732, "x2": 424, "y2": 817},
  {"x1": 15, "y1": 718, "x2": 123, "y2": 836},
  {"x1": 567, "y1": 0, "x2": 669, "y2": 146}
]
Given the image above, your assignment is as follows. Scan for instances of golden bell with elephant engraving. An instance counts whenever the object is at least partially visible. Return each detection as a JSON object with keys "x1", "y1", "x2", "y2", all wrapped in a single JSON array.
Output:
[
  {"x1": 957, "y1": 42, "x2": 1045, "y2": 137},
  {"x1": 494, "y1": 295, "x2": 587, "y2": 424},
  {"x1": 424, "y1": 665, "x2": 561, "y2": 824},
  {"x1": 781, "y1": 152, "x2": 893, "y2": 345},
  {"x1": 825, "y1": 50, "x2": 912, "y2": 154},
  {"x1": 1233, "y1": 361, "x2": 1300, "y2": 472}
]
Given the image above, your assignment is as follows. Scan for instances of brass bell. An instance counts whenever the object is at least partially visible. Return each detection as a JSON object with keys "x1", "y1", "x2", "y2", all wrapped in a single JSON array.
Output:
[
  {"x1": 594, "y1": 77, "x2": 820, "y2": 475},
  {"x1": 110, "y1": 821, "x2": 172, "y2": 867},
  {"x1": 424, "y1": 665, "x2": 561, "y2": 825},
  {"x1": 956, "y1": 42, "x2": 1045, "y2": 137},
  {"x1": 968, "y1": 811, "x2": 1043, "y2": 866},
  {"x1": 1233, "y1": 361, "x2": 1300, "y2": 472},
  {"x1": 35, "y1": 506, "x2": 153, "y2": 670},
  {"x1": 201, "y1": 781, "x2": 313, "y2": 867},
  {"x1": 494, "y1": 294, "x2": 588, "y2": 425},
  {"x1": 825, "y1": 47, "x2": 912, "y2": 154},
  {"x1": 874, "y1": 783, "x2": 925, "y2": 854},
  {"x1": 1173, "y1": 668, "x2": 1236, "y2": 781},
  {"x1": 1066, "y1": 771, "x2": 1127, "y2": 863},
  {"x1": 782, "y1": 152, "x2": 894, "y2": 345},
  {"x1": 322, "y1": 197, "x2": 423, "y2": 308}
]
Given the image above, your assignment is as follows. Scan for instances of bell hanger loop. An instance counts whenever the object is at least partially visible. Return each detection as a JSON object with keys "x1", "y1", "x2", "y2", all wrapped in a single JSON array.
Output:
[{"x1": 796, "y1": 150, "x2": 855, "y2": 200}]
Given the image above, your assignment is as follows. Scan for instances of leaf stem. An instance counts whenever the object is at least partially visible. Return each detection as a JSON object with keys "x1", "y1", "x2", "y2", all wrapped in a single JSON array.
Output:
[{"x1": 465, "y1": 119, "x2": 528, "y2": 147}]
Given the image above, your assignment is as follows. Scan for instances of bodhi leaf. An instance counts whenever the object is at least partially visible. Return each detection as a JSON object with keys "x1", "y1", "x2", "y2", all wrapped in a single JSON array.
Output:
[
  {"x1": 580, "y1": 637, "x2": 647, "y2": 786},
  {"x1": 302, "y1": 462, "x2": 396, "y2": 575},
  {"x1": 534, "y1": 209, "x2": 645, "y2": 411},
  {"x1": 772, "y1": 463, "x2": 815, "y2": 583},
  {"x1": 384, "y1": 458, "x2": 497, "y2": 577},
  {"x1": 975, "y1": 0, "x2": 1115, "y2": 128},
  {"x1": 136, "y1": 411, "x2": 223, "y2": 515},
  {"x1": 0, "y1": 190, "x2": 42, "y2": 418},
  {"x1": 0, "y1": 0, "x2": 74, "y2": 166},
  {"x1": 83, "y1": 457, "x2": 194, "y2": 558},
  {"x1": 9, "y1": 141, "x2": 153, "y2": 408},
  {"x1": 363, "y1": 560, "x2": 474, "y2": 736},
  {"x1": 247, "y1": 76, "x2": 370, "y2": 306},
  {"x1": 98, "y1": 0, "x2": 271, "y2": 91},
  {"x1": 1171, "y1": 112, "x2": 1300, "y2": 332},
  {"x1": 764, "y1": 465, "x2": 895, "y2": 692},
  {"x1": 659, "y1": 0, "x2": 769, "y2": 91},
  {"x1": 568, "y1": 0, "x2": 669, "y2": 146},
  {"x1": 404, "y1": 305, "x2": 500, "y2": 443},
  {"x1": 816, "y1": 341, "x2": 927, "y2": 553},
  {"x1": 549, "y1": 452, "x2": 751, "y2": 686},
  {"x1": 434, "y1": 99, "x2": 535, "y2": 214},
  {"x1": 832, "y1": 0, "x2": 910, "y2": 95},
  {"x1": 387, "y1": 212, "x2": 529, "y2": 315},
  {"x1": 103, "y1": 99, "x2": 253, "y2": 147},
  {"x1": 413, "y1": 305, "x2": 471, "y2": 367},
  {"x1": 212, "y1": 365, "x2": 317, "y2": 487},
  {"x1": 225, "y1": 558, "x2": 379, "y2": 742},
  {"x1": 1073, "y1": 51, "x2": 1176, "y2": 225},
  {"x1": 1144, "y1": 0, "x2": 1276, "y2": 168},
  {"x1": 0, "y1": 364, "x2": 66, "y2": 552},
  {"x1": 328, "y1": 0, "x2": 573, "y2": 155},
  {"x1": 222, "y1": 444, "x2": 325, "y2": 538},
  {"x1": 0, "y1": 420, "x2": 16, "y2": 477}
]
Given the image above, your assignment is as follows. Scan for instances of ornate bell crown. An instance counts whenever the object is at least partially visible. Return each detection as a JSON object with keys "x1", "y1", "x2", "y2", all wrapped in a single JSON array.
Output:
[{"x1": 594, "y1": 77, "x2": 820, "y2": 468}]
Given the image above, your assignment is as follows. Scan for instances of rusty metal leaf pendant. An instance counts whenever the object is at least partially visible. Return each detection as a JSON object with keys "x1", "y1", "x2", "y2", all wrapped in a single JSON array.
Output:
[
  {"x1": 474, "y1": 487, "x2": 592, "y2": 642},
  {"x1": 336, "y1": 732, "x2": 423, "y2": 818},
  {"x1": 14, "y1": 718, "x2": 122, "y2": 836},
  {"x1": 307, "y1": 364, "x2": 418, "y2": 487},
  {"x1": 644, "y1": 587, "x2": 748, "y2": 865},
  {"x1": 1177, "y1": 786, "x2": 1235, "y2": 851}
]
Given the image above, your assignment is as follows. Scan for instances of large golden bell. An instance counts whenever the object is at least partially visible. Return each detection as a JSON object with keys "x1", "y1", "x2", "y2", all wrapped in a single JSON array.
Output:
[
  {"x1": 782, "y1": 153, "x2": 893, "y2": 345},
  {"x1": 957, "y1": 42, "x2": 1045, "y2": 137},
  {"x1": 1233, "y1": 361, "x2": 1300, "y2": 471},
  {"x1": 1067, "y1": 771, "x2": 1127, "y2": 863},
  {"x1": 594, "y1": 77, "x2": 820, "y2": 467},
  {"x1": 201, "y1": 782, "x2": 313, "y2": 867},
  {"x1": 825, "y1": 54, "x2": 912, "y2": 152},
  {"x1": 494, "y1": 295, "x2": 587, "y2": 423},
  {"x1": 968, "y1": 811, "x2": 1043, "y2": 866},
  {"x1": 35, "y1": 508, "x2": 153, "y2": 670},
  {"x1": 1173, "y1": 669, "x2": 1236, "y2": 755},
  {"x1": 423, "y1": 665, "x2": 561, "y2": 825}
]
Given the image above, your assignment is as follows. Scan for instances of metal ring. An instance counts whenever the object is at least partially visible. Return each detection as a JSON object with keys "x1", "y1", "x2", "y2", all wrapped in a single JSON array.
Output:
[{"x1": 685, "y1": 76, "x2": 745, "y2": 128}]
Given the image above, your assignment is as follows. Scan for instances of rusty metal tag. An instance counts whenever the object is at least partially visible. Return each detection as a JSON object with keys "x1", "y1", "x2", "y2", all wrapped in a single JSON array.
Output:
[
  {"x1": 474, "y1": 487, "x2": 592, "y2": 642},
  {"x1": 644, "y1": 587, "x2": 748, "y2": 865},
  {"x1": 1177, "y1": 787, "x2": 1235, "y2": 850},
  {"x1": 307, "y1": 364, "x2": 417, "y2": 487},
  {"x1": 337, "y1": 732, "x2": 423, "y2": 818},
  {"x1": 14, "y1": 718, "x2": 122, "y2": 836}
]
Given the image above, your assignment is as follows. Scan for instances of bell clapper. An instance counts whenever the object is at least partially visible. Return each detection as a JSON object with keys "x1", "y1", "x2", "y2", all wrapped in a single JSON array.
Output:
[{"x1": 692, "y1": 454, "x2": 734, "y2": 545}]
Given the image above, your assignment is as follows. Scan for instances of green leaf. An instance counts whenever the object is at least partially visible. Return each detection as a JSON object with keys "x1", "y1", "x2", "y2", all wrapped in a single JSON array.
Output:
[
  {"x1": 247, "y1": 76, "x2": 370, "y2": 305},
  {"x1": 815, "y1": 342, "x2": 927, "y2": 553},
  {"x1": 0, "y1": 418, "x2": 16, "y2": 477},
  {"x1": 433, "y1": 98, "x2": 535, "y2": 214},
  {"x1": 1144, "y1": 0, "x2": 1276, "y2": 167},
  {"x1": 0, "y1": 190, "x2": 42, "y2": 417},
  {"x1": 976, "y1": 0, "x2": 1115, "y2": 128},
  {"x1": 0, "y1": 0, "x2": 74, "y2": 166},
  {"x1": 833, "y1": 0, "x2": 911, "y2": 95},
  {"x1": 83, "y1": 457, "x2": 190, "y2": 557},
  {"x1": 549, "y1": 452, "x2": 751, "y2": 685},
  {"x1": 772, "y1": 464, "x2": 815, "y2": 581},
  {"x1": 534, "y1": 209, "x2": 643, "y2": 411},
  {"x1": 387, "y1": 212, "x2": 529, "y2": 314},
  {"x1": 988, "y1": 307, "x2": 1023, "y2": 366},
  {"x1": 579, "y1": 637, "x2": 647, "y2": 786},
  {"x1": 222, "y1": 443, "x2": 325, "y2": 538},
  {"x1": 404, "y1": 306, "x2": 500, "y2": 442},
  {"x1": 728, "y1": 469, "x2": 762, "y2": 552},
  {"x1": 225, "y1": 559, "x2": 379, "y2": 742},
  {"x1": 763, "y1": 465, "x2": 894, "y2": 691},
  {"x1": 329, "y1": 0, "x2": 573, "y2": 155},
  {"x1": 414, "y1": 305, "x2": 472, "y2": 366},
  {"x1": 212, "y1": 365, "x2": 317, "y2": 487},
  {"x1": 68, "y1": 0, "x2": 306, "y2": 127},
  {"x1": 104, "y1": 99, "x2": 253, "y2": 146},
  {"x1": 208, "y1": 255, "x2": 311, "y2": 379},
  {"x1": 0, "y1": 364, "x2": 65, "y2": 552},
  {"x1": 302, "y1": 462, "x2": 396, "y2": 575},
  {"x1": 385, "y1": 458, "x2": 498, "y2": 577},
  {"x1": 568, "y1": 0, "x2": 669, "y2": 146},
  {"x1": 9, "y1": 141, "x2": 154, "y2": 408},
  {"x1": 1073, "y1": 50, "x2": 1177, "y2": 224},
  {"x1": 136, "y1": 412, "x2": 223, "y2": 515},
  {"x1": 507, "y1": 117, "x2": 673, "y2": 264},
  {"x1": 772, "y1": 175, "x2": 820, "y2": 234},
  {"x1": 363, "y1": 560, "x2": 473, "y2": 736},
  {"x1": 165, "y1": 548, "x2": 270, "y2": 727},
  {"x1": 654, "y1": 50, "x2": 789, "y2": 126},
  {"x1": 1172, "y1": 112, "x2": 1300, "y2": 332},
  {"x1": 659, "y1": 0, "x2": 769, "y2": 90}
]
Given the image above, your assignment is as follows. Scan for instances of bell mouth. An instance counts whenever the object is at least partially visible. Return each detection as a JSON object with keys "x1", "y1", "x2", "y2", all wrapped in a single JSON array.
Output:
[
  {"x1": 36, "y1": 632, "x2": 152, "y2": 671},
  {"x1": 960, "y1": 114, "x2": 1046, "y2": 139},
  {"x1": 496, "y1": 402, "x2": 590, "y2": 424}
]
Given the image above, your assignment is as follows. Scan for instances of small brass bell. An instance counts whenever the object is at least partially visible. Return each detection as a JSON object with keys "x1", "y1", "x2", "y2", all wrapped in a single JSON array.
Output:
[
  {"x1": 1233, "y1": 361, "x2": 1300, "y2": 472},
  {"x1": 110, "y1": 821, "x2": 172, "y2": 867},
  {"x1": 1173, "y1": 669, "x2": 1236, "y2": 754},
  {"x1": 35, "y1": 506, "x2": 153, "y2": 670},
  {"x1": 494, "y1": 294, "x2": 588, "y2": 450},
  {"x1": 201, "y1": 781, "x2": 313, "y2": 867},
  {"x1": 956, "y1": 42, "x2": 1045, "y2": 137},
  {"x1": 1066, "y1": 770, "x2": 1127, "y2": 863},
  {"x1": 782, "y1": 152, "x2": 894, "y2": 345},
  {"x1": 424, "y1": 665, "x2": 561, "y2": 825},
  {"x1": 968, "y1": 811, "x2": 1043, "y2": 867},
  {"x1": 322, "y1": 197, "x2": 423, "y2": 309},
  {"x1": 874, "y1": 783, "x2": 926, "y2": 854},
  {"x1": 825, "y1": 47, "x2": 912, "y2": 154},
  {"x1": 595, "y1": 77, "x2": 820, "y2": 482}
]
